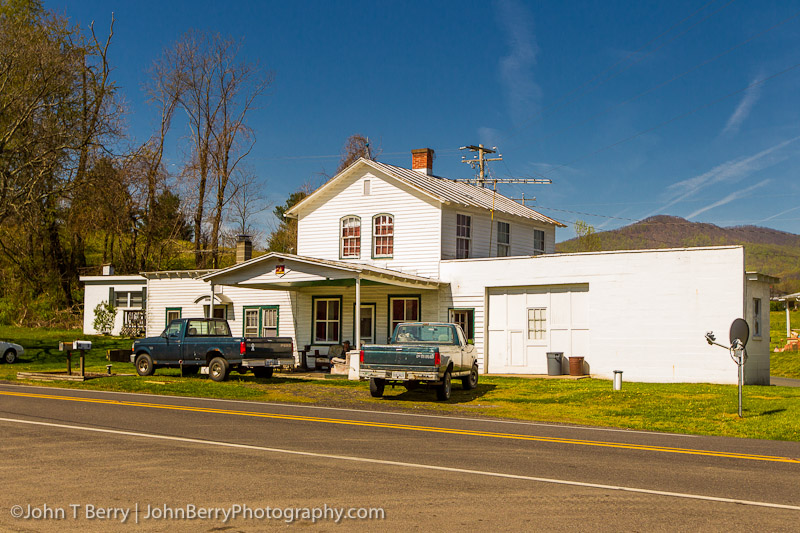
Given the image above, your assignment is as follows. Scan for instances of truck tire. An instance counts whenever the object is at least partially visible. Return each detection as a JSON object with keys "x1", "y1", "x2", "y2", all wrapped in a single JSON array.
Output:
[
  {"x1": 369, "y1": 378, "x2": 385, "y2": 398},
  {"x1": 252, "y1": 367, "x2": 273, "y2": 379},
  {"x1": 135, "y1": 353, "x2": 155, "y2": 376},
  {"x1": 208, "y1": 357, "x2": 229, "y2": 382},
  {"x1": 462, "y1": 364, "x2": 479, "y2": 390},
  {"x1": 436, "y1": 370, "x2": 452, "y2": 401},
  {"x1": 3, "y1": 349, "x2": 17, "y2": 364}
]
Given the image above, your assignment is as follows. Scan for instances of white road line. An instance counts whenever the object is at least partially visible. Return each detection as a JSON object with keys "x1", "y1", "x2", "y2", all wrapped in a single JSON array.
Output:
[
  {"x1": 2, "y1": 416, "x2": 796, "y2": 512},
  {"x1": 0, "y1": 383, "x2": 696, "y2": 437}
]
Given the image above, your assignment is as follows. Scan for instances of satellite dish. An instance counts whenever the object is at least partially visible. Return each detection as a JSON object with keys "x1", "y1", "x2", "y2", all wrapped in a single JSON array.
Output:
[{"x1": 729, "y1": 318, "x2": 749, "y2": 346}]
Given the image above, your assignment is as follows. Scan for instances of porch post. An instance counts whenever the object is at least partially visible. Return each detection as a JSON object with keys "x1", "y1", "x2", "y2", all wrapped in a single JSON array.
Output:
[
  {"x1": 209, "y1": 282, "x2": 215, "y2": 318},
  {"x1": 355, "y1": 276, "x2": 361, "y2": 350},
  {"x1": 787, "y1": 301, "x2": 792, "y2": 339}
]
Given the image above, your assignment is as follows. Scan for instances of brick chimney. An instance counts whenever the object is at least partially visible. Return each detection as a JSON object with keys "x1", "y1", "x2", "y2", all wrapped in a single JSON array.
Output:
[
  {"x1": 236, "y1": 235, "x2": 253, "y2": 263},
  {"x1": 411, "y1": 148, "x2": 435, "y2": 175}
]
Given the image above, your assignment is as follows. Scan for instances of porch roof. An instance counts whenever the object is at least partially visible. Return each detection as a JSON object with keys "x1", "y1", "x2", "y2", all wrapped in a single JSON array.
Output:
[{"x1": 200, "y1": 252, "x2": 443, "y2": 290}]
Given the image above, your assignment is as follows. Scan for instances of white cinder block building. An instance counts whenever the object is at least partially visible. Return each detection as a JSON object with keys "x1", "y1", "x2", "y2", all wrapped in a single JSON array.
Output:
[{"x1": 81, "y1": 149, "x2": 777, "y2": 384}]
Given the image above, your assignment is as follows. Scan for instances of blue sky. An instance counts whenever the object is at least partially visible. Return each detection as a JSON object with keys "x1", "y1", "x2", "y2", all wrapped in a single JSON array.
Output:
[{"x1": 48, "y1": 0, "x2": 800, "y2": 241}]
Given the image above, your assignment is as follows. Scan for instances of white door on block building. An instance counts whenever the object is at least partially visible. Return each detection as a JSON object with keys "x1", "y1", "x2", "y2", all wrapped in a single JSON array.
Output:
[{"x1": 487, "y1": 285, "x2": 589, "y2": 374}]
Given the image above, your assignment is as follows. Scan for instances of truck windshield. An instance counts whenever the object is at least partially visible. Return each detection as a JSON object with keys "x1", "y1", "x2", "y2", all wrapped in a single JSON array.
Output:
[
  {"x1": 186, "y1": 319, "x2": 231, "y2": 337},
  {"x1": 393, "y1": 325, "x2": 457, "y2": 345}
]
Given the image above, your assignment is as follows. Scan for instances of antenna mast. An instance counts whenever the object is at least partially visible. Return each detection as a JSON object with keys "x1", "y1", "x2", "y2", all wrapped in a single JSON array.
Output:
[{"x1": 460, "y1": 144, "x2": 503, "y2": 188}]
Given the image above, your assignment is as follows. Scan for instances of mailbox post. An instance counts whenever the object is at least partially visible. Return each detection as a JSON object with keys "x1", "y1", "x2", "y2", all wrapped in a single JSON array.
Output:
[{"x1": 59, "y1": 340, "x2": 92, "y2": 378}]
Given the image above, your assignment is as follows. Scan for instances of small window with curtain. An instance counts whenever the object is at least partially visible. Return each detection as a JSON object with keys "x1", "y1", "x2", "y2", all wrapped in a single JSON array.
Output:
[
  {"x1": 497, "y1": 221, "x2": 510, "y2": 257},
  {"x1": 390, "y1": 296, "x2": 420, "y2": 336},
  {"x1": 456, "y1": 214, "x2": 471, "y2": 259},
  {"x1": 373, "y1": 214, "x2": 394, "y2": 258},
  {"x1": 340, "y1": 216, "x2": 361, "y2": 258}
]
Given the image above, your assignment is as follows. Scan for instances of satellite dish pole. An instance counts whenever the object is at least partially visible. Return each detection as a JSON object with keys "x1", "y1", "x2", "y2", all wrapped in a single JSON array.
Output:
[{"x1": 705, "y1": 318, "x2": 749, "y2": 417}]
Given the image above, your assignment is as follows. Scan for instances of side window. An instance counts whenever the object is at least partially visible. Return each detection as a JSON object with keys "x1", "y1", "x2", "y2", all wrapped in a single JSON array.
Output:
[
  {"x1": 497, "y1": 221, "x2": 510, "y2": 257},
  {"x1": 449, "y1": 309, "x2": 475, "y2": 342},
  {"x1": 753, "y1": 298, "x2": 762, "y2": 337},
  {"x1": 390, "y1": 296, "x2": 420, "y2": 335},
  {"x1": 456, "y1": 214, "x2": 471, "y2": 259},
  {"x1": 186, "y1": 320, "x2": 209, "y2": 337},
  {"x1": 163, "y1": 321, "x2": 182, "y2": 337},
  {"x1": 527, "y1": 308, "x2": 546, "y2": 341},
  {"x1": 533, "y1": 229, "x2": 545, "y2": 255}
]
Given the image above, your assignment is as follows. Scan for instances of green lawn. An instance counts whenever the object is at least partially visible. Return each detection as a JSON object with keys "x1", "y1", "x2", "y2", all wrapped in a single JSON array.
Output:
[
  {"x1": 770, "y1": 309, "x2": 800, "y2": 379},
  {"x1": 1, "y1": 325, "x2": 799, "y2": 441}
]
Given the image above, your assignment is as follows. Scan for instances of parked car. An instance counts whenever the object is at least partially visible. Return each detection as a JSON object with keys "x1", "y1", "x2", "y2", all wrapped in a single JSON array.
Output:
[
  {"x1": 0, "y1": 341, "x2": 24, "y2": 364},
  {"x1": 131, "y1": 318, "x2": 295, "y2": 381},
  {"x1": 359, "y1": 322, "x2": 478, "y2": 401}
]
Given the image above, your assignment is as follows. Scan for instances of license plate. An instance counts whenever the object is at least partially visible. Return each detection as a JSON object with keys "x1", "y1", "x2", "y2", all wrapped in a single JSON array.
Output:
[
  {"x1": 200, "y1": 366, "x2": 209, "y2": 375},
  {"x1": 264, "y1": 359, "x2": 279, "y2": 366},
  {"x1": 391, "y1": 371, "x2": 405, "y2": 380}
]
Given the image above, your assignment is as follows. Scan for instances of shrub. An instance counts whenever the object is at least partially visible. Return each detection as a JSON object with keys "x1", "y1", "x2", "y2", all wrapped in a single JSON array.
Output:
[{"x1": 92, "y1": 300, "x2": 117, "y2": 334}]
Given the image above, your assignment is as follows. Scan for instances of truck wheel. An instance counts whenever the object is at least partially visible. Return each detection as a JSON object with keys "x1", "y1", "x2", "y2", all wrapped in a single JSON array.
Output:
[
  {"x1": 135, "y1": 354, "x2": 154, "y2": 376},
  {"x1": 462, "y1": 364, "x2": 479, "y2": 390},
  {"x1": 3, "y1": 349, "x2": 17, "y2": 364},
  {"x1": 369, "y1": 378, "x2": 385, "y2": 398},
  {"x1": 208, "y1": 357, "x2": 229, "y2": 382},
  {"x1": 252, "y1": 367, "x2": 273, "y2": 379},
  {"x1": 436, "y1": 371, "x2": 452, "y2": 401}
]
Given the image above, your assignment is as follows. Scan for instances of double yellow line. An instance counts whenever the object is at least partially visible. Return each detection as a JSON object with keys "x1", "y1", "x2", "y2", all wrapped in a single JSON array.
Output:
[{"x1": 2, "y1": 390, "x2": 798, "y2": 464}]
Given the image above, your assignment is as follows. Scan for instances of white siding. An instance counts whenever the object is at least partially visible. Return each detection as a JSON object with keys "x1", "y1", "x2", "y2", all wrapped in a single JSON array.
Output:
[
  {"x1": 744, "y1": 278, "x2": 772, "y2": 385},
  {"x1": 82, "y1": 277, "x2": 147, "y2": 335},
  {"x1": 441, "y1": 205, "x2": 556, "y2": 260},
  {"x1": 441, "y1": 246, "x2": 749, "y2": 384},
  {"x1": 297, "y1": 170, "x2": 442, "y2": 278}
]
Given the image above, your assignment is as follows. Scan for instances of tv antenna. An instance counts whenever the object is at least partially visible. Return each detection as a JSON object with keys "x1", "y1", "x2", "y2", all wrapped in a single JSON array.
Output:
[{"x1": 458, "y1": 144, "x2": 553, "y2": 189}]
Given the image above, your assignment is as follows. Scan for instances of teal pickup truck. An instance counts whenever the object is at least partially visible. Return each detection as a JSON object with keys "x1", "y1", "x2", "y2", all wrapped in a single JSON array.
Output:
[
  {"x1": 359, "y1": 322, "x2": 478, "y2": 401},
  {"x1": 131, "y1": 318, "x2": 294, "y2": 381}
]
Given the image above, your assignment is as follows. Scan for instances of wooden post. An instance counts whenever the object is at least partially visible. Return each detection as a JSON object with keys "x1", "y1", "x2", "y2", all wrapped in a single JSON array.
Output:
[
  {"x1": 79, "y1": 350, "x2": 85, "y2": 377},
  {"x1": 355, "y1": 276, "x2": 361, "y2": 350},
  {"x1": 66, "y1": 350, "x2": 72, "y2": 375}
]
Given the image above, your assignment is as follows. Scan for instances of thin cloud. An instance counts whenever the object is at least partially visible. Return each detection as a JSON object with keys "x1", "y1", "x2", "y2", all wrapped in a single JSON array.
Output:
[
  {"x1": 721, "y1": 75, "x2": 762, "y2": 136},
  {"x1": 495, "y1": 0, "x2": 541, "y2": 127},
  {"x1": 685, "y1": 179, "x2": 771, "y2": 220},
  {"x1": 642, "y1": 135, "x2": 800, "y2": 218},
  {"x1": 760, "y1": 205, "x2": 800, "y2": 223}
]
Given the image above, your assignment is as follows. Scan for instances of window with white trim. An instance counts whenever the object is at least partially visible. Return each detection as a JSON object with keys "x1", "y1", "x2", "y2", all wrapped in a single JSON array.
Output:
[
  {"x1": 373, "y1": 214, "x2": 394, "y2": 258},
  {"x1": 314, "y1": 298, "x2": 341, "y2": 343},
  {"x1": 533, "y1": 229, "x2": 545, "y2": 255},
  {"x1": 340, "y1": 216, "x2": 361, "y2": 258},
  {"x1": 456, "y1": 214, "x2": 471, "y2": 259},
  {"x1": 527, "y1": 308, "x2": 546, "y2": 341},
  {"x1": 497, "y1": 221, "x2": 510, "y2": 257},
  {"x1": 390, "y1": 297, "x2": 420, "y2": 336},
  {"x1": 363, "y1": 179, "x2": 371, "y2": 195}
]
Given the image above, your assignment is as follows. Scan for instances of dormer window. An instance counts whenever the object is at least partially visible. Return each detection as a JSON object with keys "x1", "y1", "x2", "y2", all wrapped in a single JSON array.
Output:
[
  {"x1": 373, "y1": 214, "x2": 394, "y2": 258},
  {"x1": 456, "y1": 214, "x2": 471, "y2": 259},
  {"x1": 340, "y1": 216, "x2": 361, "y2": 258}
]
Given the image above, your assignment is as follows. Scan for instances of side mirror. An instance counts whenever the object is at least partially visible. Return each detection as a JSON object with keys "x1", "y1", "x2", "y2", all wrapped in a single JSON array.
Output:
[{"x1": 467, "y1": 339, "x2": 474, "y2": 345}]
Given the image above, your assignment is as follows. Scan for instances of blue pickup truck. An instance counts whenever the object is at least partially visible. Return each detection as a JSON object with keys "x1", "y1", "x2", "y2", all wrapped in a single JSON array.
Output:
[{"x1": 131, "y1": 318, "x2": 294, "y2": 381}]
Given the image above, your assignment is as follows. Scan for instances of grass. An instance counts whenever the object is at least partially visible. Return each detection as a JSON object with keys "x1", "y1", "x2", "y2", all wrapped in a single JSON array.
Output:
[
  {"x1": 1, "y1": 325, "x2": 799, "y2": 441},
  {"x1": 770, "y1": 309, "x2": 800, "y2": 379}
]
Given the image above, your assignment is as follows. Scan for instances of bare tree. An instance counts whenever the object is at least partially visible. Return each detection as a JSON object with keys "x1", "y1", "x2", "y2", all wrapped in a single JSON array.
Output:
[
  {"x1": 227, "y1": 171, "x2": 270, "y2": 238},
  {"x1": 336, "y1": 134, "x2": 378, "y2": 174}
]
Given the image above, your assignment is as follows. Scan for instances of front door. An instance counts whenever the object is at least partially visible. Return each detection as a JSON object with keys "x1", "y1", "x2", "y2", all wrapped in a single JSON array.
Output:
[{"x1": 358, "y1": 304, "x2": 376, "y2": 345}]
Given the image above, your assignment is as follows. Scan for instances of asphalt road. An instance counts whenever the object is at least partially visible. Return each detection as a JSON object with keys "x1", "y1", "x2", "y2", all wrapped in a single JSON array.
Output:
[{"x1": 1, "y1": 383, "x2": 798, "y2": 532}]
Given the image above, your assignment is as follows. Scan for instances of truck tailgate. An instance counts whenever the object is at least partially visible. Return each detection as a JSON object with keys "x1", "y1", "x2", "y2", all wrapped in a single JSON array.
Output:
[
  {"x1": 361, "y1": 345, "x2": 437, "y2": 368},
  {"x1": 243, "y1": 337, "x2": 293, "y2": 357}
]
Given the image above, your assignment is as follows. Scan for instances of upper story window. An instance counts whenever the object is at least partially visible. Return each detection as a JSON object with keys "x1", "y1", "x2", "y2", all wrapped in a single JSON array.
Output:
[
  {"x1": 497, "y1": 221, "x2": 510, "y2": 257},
  {"x1": 456, "y1": 214, "x2": 471, "y2": 259},
  {"x1": 340, "y1": 216, "x2": 361, "y2": 258},
  {"x1": 533, "y1": 229, "x2": 545, "y2": 256},
  {"x1": 373, "y1": 214, "x2": 394, "y2": 258}
]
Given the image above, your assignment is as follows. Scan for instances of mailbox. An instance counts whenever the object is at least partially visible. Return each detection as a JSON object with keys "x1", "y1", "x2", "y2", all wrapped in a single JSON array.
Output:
[{"x1": 73, "y1": 340, "x2": 92, "y2": 350}]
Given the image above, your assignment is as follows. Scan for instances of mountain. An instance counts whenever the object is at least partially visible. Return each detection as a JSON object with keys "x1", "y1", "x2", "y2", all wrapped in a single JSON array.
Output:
[{"x1": 555, "y1": 216, "x2": 800, "y2": 295}]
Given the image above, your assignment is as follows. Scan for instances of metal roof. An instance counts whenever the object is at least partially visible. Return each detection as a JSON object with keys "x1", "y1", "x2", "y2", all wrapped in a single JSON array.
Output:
[{"x1": 286, "y1": 158, "x2": 565, "y2": 227}]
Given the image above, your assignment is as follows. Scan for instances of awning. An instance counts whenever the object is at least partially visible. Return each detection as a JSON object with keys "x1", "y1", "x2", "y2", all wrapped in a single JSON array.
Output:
[
  {"x1": 193, "y1": 293, "x2": 233, "y2": 305},
  {"x1": 201, "y1": 252, "x2": 442, "y2": 291}
]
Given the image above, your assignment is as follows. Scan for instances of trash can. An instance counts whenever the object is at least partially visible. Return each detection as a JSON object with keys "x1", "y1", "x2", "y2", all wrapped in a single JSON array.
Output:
[
  {"x1": 569, "y1": 356, "x2": 585, "y2": 376},
  {"x1": 546, "y1": 352, "x2": 563, "y2": 376}
]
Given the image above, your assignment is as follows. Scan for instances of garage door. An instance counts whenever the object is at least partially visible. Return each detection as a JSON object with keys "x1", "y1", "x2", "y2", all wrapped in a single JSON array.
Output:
[{"x1": 487, "y1": 285, "x2": 589, "y2": 374}]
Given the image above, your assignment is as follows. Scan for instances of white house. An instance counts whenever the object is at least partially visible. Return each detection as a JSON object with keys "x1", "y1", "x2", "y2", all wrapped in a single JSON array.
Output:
[{"x1": 81, "y1": 149, "x2": 777, "y2": 385}]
